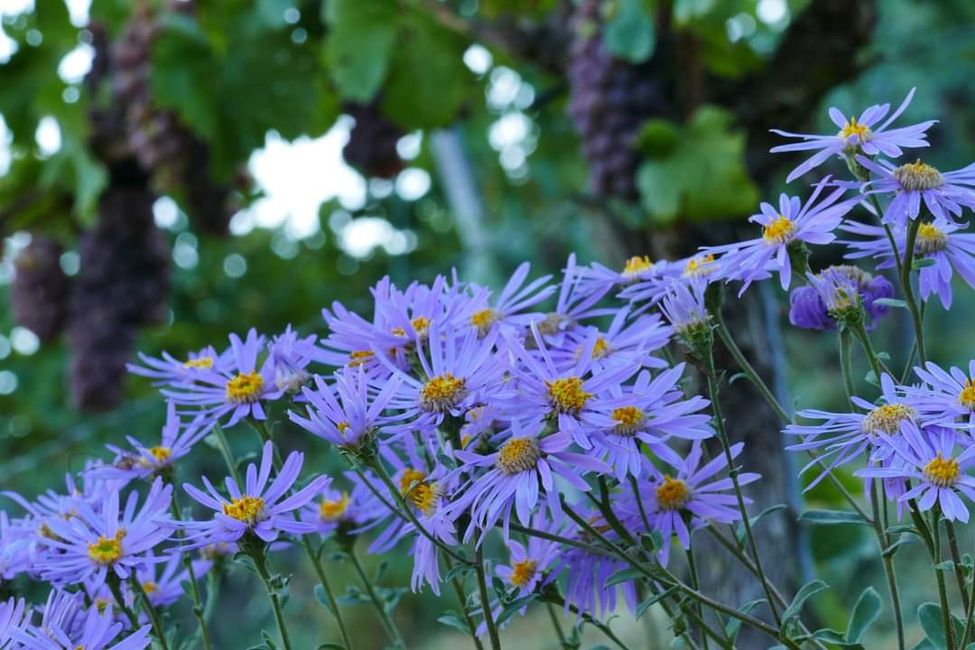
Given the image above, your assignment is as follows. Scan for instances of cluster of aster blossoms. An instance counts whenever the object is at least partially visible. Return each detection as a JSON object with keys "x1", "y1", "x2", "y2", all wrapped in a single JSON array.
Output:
[{"x1": 7, "y1": 87, "x2": 975, "y2": 649}]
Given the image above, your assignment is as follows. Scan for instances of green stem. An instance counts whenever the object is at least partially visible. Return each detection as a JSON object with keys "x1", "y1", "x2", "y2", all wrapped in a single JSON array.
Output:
[
  {"x1": 544, "y1": 603, "x2": 570, "y2": 649},
  {"x1": 541, "y1": 590, "x2": 630, "y2": 650},
  {"x1": 107, "y1": 575, "x2": 140, "y2": 630},
  {"x1": 168, "y1": 497, "x2": 213, "y2": 650},
  {"x1": 686, "y1": 541, "x2": 709, "y2": 650},
  {"x1": 900, "y1": 217, "x2": 927, "y2": 367},
  {"x1": 961, "y1": 551, "x2": 975, "y2": 646},
  {"x1": 246, "y1": 543, "x2": 293, "y2": 650},
  {"x1": 130, "y1": 575, "x2": 170, "y2": 650},
  {"x1": 305, "y1": 538, "x2": 355, "y2": 650},
  {"x1": 704, "y1": 353, "x2": 782, "y2": 628},
  {"x1": 348, "y1": 545, "x2": 406, "y2": 647},
  {"x1": 931, "y1": 510, "x2": 956, "y2": 650},
  {"x1": 946, "y1": 520, "x2": 971, "y2": 614},
  {"x1": 869, "y1": 482, "x2": 905, "y2": 650},
  {"x1": 849, "y1": 320, "x2": 890, "y2": 381},
  {"x1": 444, "y1": 554, "x2": 485, "y2": 650},
  {"x1": 474, "y1": 546, "x2": 502, "y2": 649},
  {"x1": 838, "y1": 330, "x2": 856, "y2": 409},
  {"x1": 212, "y1": 425, "x2": 240, "y2": 485}
]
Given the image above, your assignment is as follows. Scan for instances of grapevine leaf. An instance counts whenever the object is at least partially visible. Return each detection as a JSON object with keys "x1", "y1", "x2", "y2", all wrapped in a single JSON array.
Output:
[
  {"x1": 603, "y1": 0, "x2": 655, "y2": 63},
  {"x1": 323, "y1": 0, "x2": 399, "y2": 102}
]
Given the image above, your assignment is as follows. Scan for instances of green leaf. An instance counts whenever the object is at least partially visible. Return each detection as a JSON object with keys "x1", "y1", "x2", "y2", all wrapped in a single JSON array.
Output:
[
  {"x1": 798, "y1": 509, "x2": 870, "y2": 526},
  {"x1": 874, "y1": 298, "x2": 907, "y2": 309},
  {"x1": 151, "y1": 14, "x2": 219, "y2": 138},
  {"x1": 437, "y1": 612, "x2": 473, "y2": 634},
  {"x1": 735, "y1": 504, "x2": 788, "y2": 543},
  {"x1": 725, "y1": 599, "x2": 765, "y2": 644},
  {"x1": 635, "y1": 585, "x2": 679, "y2": 619},
  {"x1": 605, "y1": 567, "x2": 647, "y2": 587},
  {"x1": 782, "y1": 579, "x2": 829, "y2": 624},
  {"x1": 883, "y1": 536, "x2": 918, "y2": 558},
  {"x1": 913, "y1": 257, "x2": 937, "y2": 269},
  {"x1": 917, "y1": 602, "x2": 947, "y2": 649},
  {"x1": 602, "y1": 0, "x2": 655, "y2": 63},
  {"x1": 382, "y1": 11, "x2": 470, "y2": 129},
  {"x1": 314, "y1": 584, "x2": 336, "y2": 615},
  {"x1": 635, "y1": 106, "x2": 758, "y2": 224},
  {"x1": 846, "y1": 587, "x2": 881, "y2": 642},
  {"x1": 323, "y1": 0, "x2": 399, "y2": 102}
]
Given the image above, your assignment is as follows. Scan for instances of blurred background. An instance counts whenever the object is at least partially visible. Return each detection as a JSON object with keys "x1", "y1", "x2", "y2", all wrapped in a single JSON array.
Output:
[{"x1": 3, "y1": 0, "x2": 975, "y2": 647}]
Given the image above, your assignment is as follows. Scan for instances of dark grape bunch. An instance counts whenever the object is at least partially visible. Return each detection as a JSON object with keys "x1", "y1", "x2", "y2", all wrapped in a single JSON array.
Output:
[
  {"x1": 567, "y1": 0, "x2": 667, "y2": 200},
  {"x1": 10, "y1": 236, "x2": 70, "y2": 342},
  {"x1": 342, "y1": 101, "x2": 405, "y2": 179},
  {"x1": 112, "y1": 0, "x2": 238, "y2": 235},
  {"x1": 68, "y1": 186, "x2": 170, "y2": 411}
]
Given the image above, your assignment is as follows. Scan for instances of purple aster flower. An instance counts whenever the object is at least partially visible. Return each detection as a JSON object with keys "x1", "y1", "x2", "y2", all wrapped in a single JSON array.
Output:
[
  {"x1": 266, "y1": 325, "x2": 320, "y2": 395},
  {"x1": 496, "y1": 520, "x2": 562, "y2": 597},
  {"x1": 92, "y1": 401, "x2": 213, "y2": 482},
  {"x1": 134, "y1": 552, "x2": 211, "y2": 608},
  {"x1": 289, "y1": 366, "x2": 405, "y2": 450},
  {"x1": 550, "y1": 308, "x2": 672, "y2": 372},
  {"x1": 36, "y1": 478, "x2": 174, "y2": 589},
  {"x1": 770, "y1": 88, "x2": 935, "y2": 182},
  {"x1": 127, "y1": 345, "x2": 233, "y2": 386},
  {"x1": 905, "y1": 361, "x2": 975, "y2": 425},
  {"x1": 451, "y1": 423, "x2": 610, "y2": 539},
  {"x1": 708, "y1": 179, "x2": 856, "y2": 293},
  {"x1": 299, "y1": 473, "x2": 384, "y2": 539},
  {"x1": 844, "y1": 218, "x2": 975, "y2": 309},
  {"x1": 531, "y1": 255, "x2": 619, "y2": 348},
  {"x1": 785, "y1": 374, "x2": 917, "y2": 490},
  {"x1": 642, "y1": 441, "x2": 758, "y2": 565},
  {"x1": 574, "y1": 255, "x2": 670, "y2": 299},
  {"x1": 377, "y1": 322, "x2": 505, "y2": 432},
  {"x1": 857, "y1": 423, "x2": 975, "y2": 522},
  {"x1": 619, "y1": 254, "x2": 722, "y2": 306},
  {"x1": 857, "y1": 156, "x2": 975, "y2": 227},
  {"x1": 162, "y1": 329, "x2": 285, "y2": 427},
  {"x1": 580, "y1": 365, "x2": 714, "y2": 481},
  {"x1": 0, "y1": 511, "x2": 32, "y2": 584},
  {"x1": 181, "y1": 441, "x2": 328, "y2": 547},
  {"x1": 502, "y1": 327, "x2": 637, "y2": 448},
  {"x1": 12, "y1": 590, "x2": 151, "y2": 650},
  {"x1": 0, "y1": 596, "x2": 28, "y2": 645},
  {"x1": 462, "y1": 262, "x2": 555, "y2": 335},
  {"x1": 374, "y1": 275, "x2": 468, "y2": 347},
  {"x1": 658, "y1": 279, "x2": 709, "y2": 335},
  {"x1": 788, "y1": 265, "x2": 894, "y2": 331},
  {"x1": 319, "y1": 297, "x2": 408, "y2": 374}
]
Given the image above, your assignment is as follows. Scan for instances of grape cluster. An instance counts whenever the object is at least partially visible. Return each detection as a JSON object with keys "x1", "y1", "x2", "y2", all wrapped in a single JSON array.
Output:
[
  {"x1": 567, "y1": 0, "x2": 665, "y2": 199},
  {"x1": 342, "y1": 101, "x2": 405, "y2": 179},
  {"x1": 68, "y1": 186, "x2": 170, "y2": 411},
  {"x1": 10, "y1": 236, "x2": 70, "y2": 342},
  {"x1": 112, "y1": 1, "x2": 238, "y2": 235}
]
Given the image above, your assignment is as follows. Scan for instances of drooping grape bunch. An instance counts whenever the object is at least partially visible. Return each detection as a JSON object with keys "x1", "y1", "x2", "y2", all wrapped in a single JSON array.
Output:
[
  {"x1": 567, "y1": 0, "x2": 667, "y2": 200},
  {"x1": 341, "y1": 101, "x2": 405, "y2": 179},
  {"x1": 10, "y1": 236, "x2": 70, "y2": 343}
]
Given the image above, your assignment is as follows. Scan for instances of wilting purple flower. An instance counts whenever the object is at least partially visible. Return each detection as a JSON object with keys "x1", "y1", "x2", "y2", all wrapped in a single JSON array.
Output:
[
  {"x1": 785, "y1": 374, "x2": 917, "y2": 490},
  {"x1": 181, "y1": 441, "x2": 327, "y2": 547},
  {"x1": 770, "y1": 88, "x2": 935, "y2": 182},
  {"x1": 93, "y1": 401, "x2": 212, "y2": 482},
  {"x1": 289, "y1": 366, "x2": 404, "y2": 449},
  {"x1": 36, "y1": 478, "x2": 173, "y2": 589},
  {"x1": 658, "y1": 279, "x2": 710, "y2": 334},
  {"x1": 452, "y1": 425, "x2": 609, "y2": 539},
  {"x1": 858, "y1": 424, "x2": 975, "y2": 522},
  {"x1": 857, "y1": 156, "x2": 975, "y2": 227},
  {"x1": 12, "y1": 590, "x2": 151, "y2": 650},
  {"x1": 789, "y1": 265, "x2": 894, "y2": 331},
  {"x1": 708, "y1": 179, "x2": 857, "y2": 293},
  {"x1": 266, "y1": 326, "x2": 320, "y2": 395},
  {"x1": 163, "y1": 329, "x2": 284, "y2": 427}
]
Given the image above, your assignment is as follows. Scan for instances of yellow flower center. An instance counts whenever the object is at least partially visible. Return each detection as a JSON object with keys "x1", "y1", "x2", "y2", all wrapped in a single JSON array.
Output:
[
  {"x1": 893, "y1": 160, "x2": 944, "y2": 192},
  {"x1": 510, "y1": 559, "x2": 538, "y2": 587},
  {"x1": 537, "y1": 313, "x2": 566, "y2": 336},
  {"x1": 143, "y1": 581, "x2": 158, "y2": 594},
  {"x1": 421, "y1": 373, "x2": 468, "y2": 412},
  {"x1": 94, "y1": 597, "x2": 112, "y2": 614},
  {"x1": 411, "y1": 316, "x2": 431, "y2": 337},
  {"x1": 149, "y1": 446, "x2": 171, "y2": 462},
  {"x1": 924, "y1": 454, "x2": 961, "y2": 487},
  {"x1": 611, "y1": 405, "x2": 646, "y2": 436},
  {"x1": 226, "y1": 371, "x2": 264, "y2": 403},
  {"x1": 762, "y1": 215, "x2": 797, "y2": 246},
  {"x1": 222, "y1": 495, "x2": 265, "y2": 525},
  {"x1": 497, "y1": 437, "x2": 542, "y2": 475},
  {"x1": 347, "y1": 350, "x2": 374, "y2": 367},
  {"x1": 839, "y1": 116, "x2": 872, "y2": 143},
  {"x1": 959, "y1": 380, "x2": 975, "y2": 410},
  {"x1": 622, "y1": 255, "x2": 653, "y2": 279},
  {"x1": 337, "y1": 421, "x2": 351, "y2": 433},
  {"x1": 861, "y1": 403, "x2": 916, "y2": 437},
  {"x1": 916, "y1": 222, "x2": 948, "y2": 254},
  {"x1": 683, "y1": 254, "x2": 716, "y2": 278},
  {"x1": 471, "y1": 308, "x2": 498, "y2": 334},
  {"x1": 87, "y1": 530, "x2": 126, "y2": 565},
  {"x1": 319, "y1": 493, "x2": 351, "y2": 521},
  {"x1": 656, "y1": 476, "x2": 691, "y2": 511},
  {"x1": 399, "y1": 469, "x2": 438, "y2": 515},
  {"x1": 546, "y1": 376, "x2": 592, "y2": 414},
  {"x1": 184, "y1": 356, "x2": 214, "y2": 369}
]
